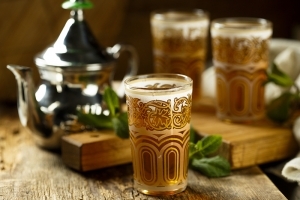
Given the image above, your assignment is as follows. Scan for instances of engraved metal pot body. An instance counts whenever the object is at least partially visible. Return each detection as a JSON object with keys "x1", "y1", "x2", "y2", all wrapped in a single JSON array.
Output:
[{"x1": 7, "y1": 9, "x2": 138, "y2": 149}]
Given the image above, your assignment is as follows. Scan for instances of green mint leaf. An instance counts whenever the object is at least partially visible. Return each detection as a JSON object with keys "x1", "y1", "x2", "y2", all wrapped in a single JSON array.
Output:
[
  {"x1": 104, "y1": 87, "x2": 120, "y2": 117},
  {"x1": 266, "y1": 63, "x2": 294, "y2": 87},
  {"x1": 189, "y1": 135, "x2": 222, "y2": 161},
  {"x1": 188, "y1": 140, "x2": 204, "y2": 159},
  {"x1": 195, "y1": 139, "x2": 203, "y2": 149},
  {"x1": 77, "y1": 112, "x2": 113, "y2": 129},
  {"x1": 200, "y1": 135, "x2": 222, "y2": 156},
  {"x1": 191, "y1": 156, "x2": 231, "y2": 178},
  {"x1": 189, "y1": 142, "x2": 204, "y2": 160},
  {"x1": 112, "y1": 112, "x2": 129, "y2": 139},
  {"x1": 189, "y1": 135, "x2": 231, "y2": 177},
  {"x1": 266, "y1": 92, "x2": 295, "y2": 123},
  {"x1": 190, "y1": 125, "x2": 197, "y2": 143},
  {"x1": 267, "y1": 74, "x2": 294, "y2": 87},
  {"x1": 76, "y1": 87, "x2": 129, "y2": 139}
]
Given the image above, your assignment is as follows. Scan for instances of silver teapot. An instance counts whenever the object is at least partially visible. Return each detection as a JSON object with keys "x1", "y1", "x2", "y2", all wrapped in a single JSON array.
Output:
[{"x1": 7, "y1": 1, "x2": 138, "y2": 149}]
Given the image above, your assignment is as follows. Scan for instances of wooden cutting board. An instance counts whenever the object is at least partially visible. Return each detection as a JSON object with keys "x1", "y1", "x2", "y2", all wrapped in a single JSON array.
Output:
[
  {"x1": 191, "y1": 104, "x2": 299, "y2": 169},
  {"x1": 61, "y1": 130, "x2": 132, "y2": 171},
  {"x1": 61, "y1": 102, "x2": 299, "y2": 171}
]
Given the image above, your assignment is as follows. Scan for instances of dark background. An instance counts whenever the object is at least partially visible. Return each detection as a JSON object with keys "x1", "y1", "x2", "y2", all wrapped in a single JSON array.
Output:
[{"x1": 1, "y1": 0, "x2": 300, "y2": 102}]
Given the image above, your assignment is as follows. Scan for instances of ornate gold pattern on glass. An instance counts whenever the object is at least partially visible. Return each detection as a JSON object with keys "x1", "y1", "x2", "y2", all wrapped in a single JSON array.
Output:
[
  {"x1": 125, "y1": 74, "x2": 193, "y2": 195},
  {"x1": 127, "y1": 93, "x2": 191, "y2": 188},
  {"x1": 213, "y1": 37, "x2": 269, "y2": 121},
  {"x1": 127, "y1": 94, "x2": 192, "y2": 131},
  {"x1": 212, "y1": 37, "x2": 269, "y2": 65},
  {"x1": 211, "y1": 18, "x2": 272, "y2": 122}
]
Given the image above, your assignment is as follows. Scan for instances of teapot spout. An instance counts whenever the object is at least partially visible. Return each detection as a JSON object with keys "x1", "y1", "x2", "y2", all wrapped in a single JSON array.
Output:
[{"x1": 7, "y1": 65, "x2": 36, "y2": 127}]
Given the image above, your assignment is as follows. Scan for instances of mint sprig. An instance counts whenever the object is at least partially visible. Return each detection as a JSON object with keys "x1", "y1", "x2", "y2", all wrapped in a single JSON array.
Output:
[
  {"x1": 77, "y1": 112, "x2": 113, "y2": 129},
  {"x1": 77, "y1": 87, "x2": 129, "y2": 138},
  {"x1": 266, "y1": 63, "x2": 300, "y2": 123},
  {"x1": 266, "y1": 63, "x2": 294, "y2": 87},
  {"x1": 189, "y1": 132, "x2": 231, "y2": 178},
  {"x1": 112, "y1": 112, "x2": 129, "y2": 139},
  {"x1": 104, "y1": 86, "x2": 120, "y2": 117},
  {"x1": 191, "y1": 156, "x2": 231, "y2": 177}
]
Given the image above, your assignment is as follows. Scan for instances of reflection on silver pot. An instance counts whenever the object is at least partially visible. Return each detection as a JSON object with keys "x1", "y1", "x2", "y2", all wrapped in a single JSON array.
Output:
[{"x1": 7, "y1": 1, "x2": 138, "y2": 149}]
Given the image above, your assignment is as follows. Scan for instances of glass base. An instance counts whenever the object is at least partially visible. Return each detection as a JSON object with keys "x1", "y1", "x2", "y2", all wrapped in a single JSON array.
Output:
[{"x1": 134, "y1": 180, "x2": 187, "y2": 196}]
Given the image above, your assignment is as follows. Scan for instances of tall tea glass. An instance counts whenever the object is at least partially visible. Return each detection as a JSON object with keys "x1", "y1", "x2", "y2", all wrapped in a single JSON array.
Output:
[
  {"x1": 150, "y1": 9, "x2": 209, "y2": 104},
  {"x1": 211, "y1": 18, "x2": 272, "y2": 122},
  {"x1": 124, "y1": 74, "x2": 193, "y2": 195}
]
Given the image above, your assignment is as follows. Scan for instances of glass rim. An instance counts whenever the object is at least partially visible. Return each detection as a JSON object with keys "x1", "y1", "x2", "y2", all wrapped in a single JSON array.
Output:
[
  {"x1": 151, "y1": 9, "x2": 209, "y2": 22},
  {"x1": 124, "y1": 73, "x2": 193, "y2": 93},
  {"x1": 211, "y1": 17, "x2": 272, "y2": 30}
]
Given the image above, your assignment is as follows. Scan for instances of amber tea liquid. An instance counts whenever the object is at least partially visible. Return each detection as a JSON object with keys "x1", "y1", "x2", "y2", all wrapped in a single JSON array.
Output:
[
  {"x1": 151, "y1": 10, "x2": 209, "y2": 103},
  {"x1": 211, "y1": 18, "x2": 272, "y2": 122},
  {"x1": 124, "y1": 74, "x2": 193, "y2": 195}
]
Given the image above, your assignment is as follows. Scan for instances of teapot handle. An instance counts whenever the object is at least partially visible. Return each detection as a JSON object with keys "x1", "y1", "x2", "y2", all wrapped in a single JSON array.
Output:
[{"x1": 107, "y1": 44, "x2": 139, "y2": 98}]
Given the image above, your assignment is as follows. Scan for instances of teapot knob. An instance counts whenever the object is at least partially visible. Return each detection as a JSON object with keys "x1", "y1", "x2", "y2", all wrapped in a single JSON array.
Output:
[{"x1": 62, "y1": 0, "x2": 93, "y2": 10}]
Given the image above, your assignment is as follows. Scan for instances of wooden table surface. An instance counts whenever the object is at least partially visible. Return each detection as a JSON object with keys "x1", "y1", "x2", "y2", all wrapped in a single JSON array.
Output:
[{"x1": 0, "y1": 105, "x2": 287, "y2": 200}]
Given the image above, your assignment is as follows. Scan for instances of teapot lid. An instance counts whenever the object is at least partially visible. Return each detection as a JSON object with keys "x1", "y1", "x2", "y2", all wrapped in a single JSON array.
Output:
[{"x1": 35, "y1": 0, "x2": 114, "y2": 69}]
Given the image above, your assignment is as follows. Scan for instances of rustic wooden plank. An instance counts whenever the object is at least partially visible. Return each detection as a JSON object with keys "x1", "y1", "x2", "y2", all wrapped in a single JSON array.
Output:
[
  {"x1": 0, "y1": 106, "x2": 287, "y2": 199},
  {"x1": 61, "y1": 131, "x2": 132, "y2": 171},
  {"x1": 61, "y1": 104, "x2": 298, "y2": 172},
  {"x1": 0, "y1": 144, "x2": 287, "y2": 199}
]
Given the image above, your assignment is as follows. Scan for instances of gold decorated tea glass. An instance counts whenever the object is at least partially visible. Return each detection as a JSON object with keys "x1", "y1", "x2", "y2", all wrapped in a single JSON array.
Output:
[
  {"x1": 124, "y1": 73, "x2": 193, "y2": 196},
  {"x1": 211, "y1": 18, "x2": 272, "y2": 122},
  {"x1": 150, "y1": 9, "x2": 209, "y2": 104}
]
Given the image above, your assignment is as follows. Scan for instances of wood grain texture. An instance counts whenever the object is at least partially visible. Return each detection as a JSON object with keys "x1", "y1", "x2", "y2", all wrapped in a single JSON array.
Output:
[
  {"x1": 62, "y1": 131, "x2": 132, "y2": 171},
  {"x1": 0, "y1": 106, "x2": 287, "y2": 199}
]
